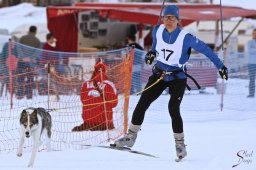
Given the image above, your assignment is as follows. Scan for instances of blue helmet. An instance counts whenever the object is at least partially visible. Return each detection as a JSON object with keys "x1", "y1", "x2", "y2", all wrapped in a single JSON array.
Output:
[{"x1": 163, "y1": 5, "x2": 179, "y2": 18}]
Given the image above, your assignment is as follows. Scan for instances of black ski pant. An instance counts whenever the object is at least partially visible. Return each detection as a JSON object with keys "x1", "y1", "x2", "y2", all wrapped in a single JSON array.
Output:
[{"x1": 131, "y1": 74, "x2": 187, "y2": 133}]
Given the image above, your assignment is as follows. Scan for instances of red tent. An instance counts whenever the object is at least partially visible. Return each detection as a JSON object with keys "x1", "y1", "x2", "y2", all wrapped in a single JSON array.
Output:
[{"x1": 47, "y1": 3, "x2": 256, "y2": 52}]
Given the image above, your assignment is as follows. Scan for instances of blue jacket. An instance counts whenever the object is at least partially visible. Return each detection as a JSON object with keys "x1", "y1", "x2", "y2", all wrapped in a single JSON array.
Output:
[
  {"x1": 151, "y1": 25, "x2": 224, "y2": 81},
  {"x1": 247, "y1": 39, "x2": 256, "y2": 64}
]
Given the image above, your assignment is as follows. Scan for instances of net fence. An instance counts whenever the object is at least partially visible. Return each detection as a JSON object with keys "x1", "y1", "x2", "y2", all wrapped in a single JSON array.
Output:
[
  {"x1": 0, "y1": 39, "x2": 255, "y2": 153},
  {"x1": 0, "y1": 40, "x2": 133, "y2": 153}
]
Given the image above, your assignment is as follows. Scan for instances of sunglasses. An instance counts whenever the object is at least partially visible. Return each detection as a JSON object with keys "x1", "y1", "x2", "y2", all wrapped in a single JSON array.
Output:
[{"x1": 163, "y1": 15, "x2": 177, "y2": 21}]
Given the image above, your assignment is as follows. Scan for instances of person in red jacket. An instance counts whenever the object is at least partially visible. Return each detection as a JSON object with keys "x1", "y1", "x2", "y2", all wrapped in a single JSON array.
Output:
[
  {"x1": 39, "y1": 33, "x2": 62, "y2": 100},
  {"x1": 41, "y1": 33, "x2": 64, "y2": 75},
  {"x1": 72, "y1": 60, "x2": 118, "y2": 131},
  {"x1": 42, "y1": 33, "x2": 59, "y2": 64}
]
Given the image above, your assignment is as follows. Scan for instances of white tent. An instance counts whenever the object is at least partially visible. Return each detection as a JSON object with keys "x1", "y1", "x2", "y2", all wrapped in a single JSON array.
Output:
[{"x1": 0, "y1": 3, "x2": 48, "y2": 42}]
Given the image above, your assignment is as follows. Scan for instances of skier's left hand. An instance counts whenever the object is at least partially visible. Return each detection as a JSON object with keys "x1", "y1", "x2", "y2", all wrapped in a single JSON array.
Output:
[{"x1": 219, "y1": 66, "x2": 228, "y2": 80}]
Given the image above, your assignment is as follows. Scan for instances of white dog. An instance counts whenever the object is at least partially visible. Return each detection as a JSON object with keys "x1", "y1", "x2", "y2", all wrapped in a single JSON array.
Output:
[{"x1": 17, "y1": 107, "x2": 52, "y2": 167}]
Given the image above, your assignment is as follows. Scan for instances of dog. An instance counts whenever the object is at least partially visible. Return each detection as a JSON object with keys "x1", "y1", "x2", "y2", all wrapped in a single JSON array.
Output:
[{"x1": 17, "y1": 107, "x2": 52, "y2": 167}]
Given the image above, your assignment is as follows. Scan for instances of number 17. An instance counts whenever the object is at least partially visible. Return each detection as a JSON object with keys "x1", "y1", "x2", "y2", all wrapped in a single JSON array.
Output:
[{"x1": 161, "y1": 49, "x2": 174, "y2": 61}]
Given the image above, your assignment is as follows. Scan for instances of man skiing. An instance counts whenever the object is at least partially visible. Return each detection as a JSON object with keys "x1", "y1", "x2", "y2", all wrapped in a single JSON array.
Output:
[{"x1": 113, "y1": 5, "x2": 228, "y2": 161}]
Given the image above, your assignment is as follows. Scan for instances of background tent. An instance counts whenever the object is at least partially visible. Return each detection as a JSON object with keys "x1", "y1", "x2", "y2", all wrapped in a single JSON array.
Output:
[
  {"x1": 0, "y1": 3, "x2": 48, "y2": 43},
  {"x1": 47, "y1": 3, "x2": 256, "y2": 52}
]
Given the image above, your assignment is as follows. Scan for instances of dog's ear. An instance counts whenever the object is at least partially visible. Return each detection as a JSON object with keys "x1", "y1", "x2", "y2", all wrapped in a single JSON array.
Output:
[
  {"x1": 31, "y1": 108, "x2": 37, "y2": 116},
  {"x1": 20, "y1": 110, "x2": 27, "y2": 124},
  {"x1": 21, "y1": 110, "x2": 27, "y2": 116},
  {"x1": 30, "y1": 109, "x2": 39, "y2": 125}
]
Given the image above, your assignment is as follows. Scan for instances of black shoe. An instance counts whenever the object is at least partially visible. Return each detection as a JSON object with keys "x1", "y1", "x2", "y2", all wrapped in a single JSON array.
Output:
[
  {"x1": 27, "y1": 95, "x2": 33, "y2": 99},
  {"x1": 247, "y1": 95, "x2": 254, "y2": 98},
  {"x1": 72, "y1": 123, "x2": 88, "y2": 132},
  {"x1": 16, "y1": 95, "x2": 24, "y2": 99}
]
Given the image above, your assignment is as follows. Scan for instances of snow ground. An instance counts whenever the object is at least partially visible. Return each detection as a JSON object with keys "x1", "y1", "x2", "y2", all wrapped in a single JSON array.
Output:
[
  {"x1": 0, "y1": 78, "x2": 255, "y2": 170},
  {"x1": 0, "y1": 2, "x2": 256, "y2": 170}
]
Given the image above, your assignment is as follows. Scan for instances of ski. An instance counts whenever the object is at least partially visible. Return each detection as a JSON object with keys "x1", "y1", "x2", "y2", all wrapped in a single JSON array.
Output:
[{"x1": 89, "y1": 144, "x2": 158, "y2": 158}]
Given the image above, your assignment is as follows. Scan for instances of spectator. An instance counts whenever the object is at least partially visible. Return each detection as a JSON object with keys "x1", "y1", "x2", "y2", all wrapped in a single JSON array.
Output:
[
  {"x1": 39, "y1": 33, "x2": 63, "y2": 100},
  {"x1": 72, "y1": 60, "x2": 118, "y2": 131},
  {"x1": 247, "y1": 29, "x2": 256, "y2": 98},
  {"x1": 127, "y1": 35, "x2": 144, "y2": 94},
  {"x1": 41, "y1": 33, "x2": 64, "y2": 75},
  {"x1": 17, "y1": 25, "x2": 41, "y2": 99},
  {"x1": 0, "y1": 40, "x2": 18, "y2": 96},
  {"x1": 127, "y1": 35, "x2": 144, "y2": 51}
]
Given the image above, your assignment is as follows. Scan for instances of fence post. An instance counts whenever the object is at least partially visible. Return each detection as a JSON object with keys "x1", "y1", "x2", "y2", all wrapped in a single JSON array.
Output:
[{"x1": 47, "y1": 63, "x2": 50, "y2": 109}]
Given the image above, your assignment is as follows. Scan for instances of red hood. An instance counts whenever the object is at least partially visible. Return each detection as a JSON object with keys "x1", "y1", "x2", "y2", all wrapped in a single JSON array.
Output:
[{"x1": 91, "y1": 61, "x2": 109, "y2": 83}]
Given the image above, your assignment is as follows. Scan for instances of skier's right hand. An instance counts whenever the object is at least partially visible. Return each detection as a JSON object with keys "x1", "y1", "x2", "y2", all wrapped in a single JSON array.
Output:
[{"x1": 145, "y1": 51, "x2": 156, "y2": 65}]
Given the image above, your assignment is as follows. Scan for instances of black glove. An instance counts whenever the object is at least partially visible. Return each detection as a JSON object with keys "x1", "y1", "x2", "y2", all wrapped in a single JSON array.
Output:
[
  {"x1": 219, "y1": 66, "x2": 228, "y2": 80},
  {"x1": 145, "y1": 51, "x2": 157, "y2": 65}
]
